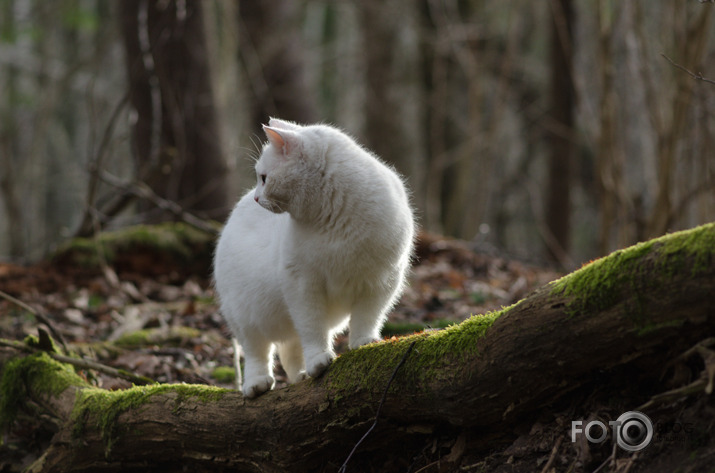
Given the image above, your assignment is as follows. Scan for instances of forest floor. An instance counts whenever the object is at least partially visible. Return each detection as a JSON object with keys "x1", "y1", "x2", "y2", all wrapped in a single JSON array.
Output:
[
  {"x1": 1, "y1": 229, "x2": 713, "y2": 472},
  {"x1": 0, "y1": 231, "x2": 560, "y2": 392}
]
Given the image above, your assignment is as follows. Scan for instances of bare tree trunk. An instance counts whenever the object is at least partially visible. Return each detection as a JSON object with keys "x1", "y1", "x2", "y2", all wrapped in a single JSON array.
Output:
[
  {"x1": 358, "y1": 0, "x2": 425, "y2": 192},
  {"x1": 119, "y1": 0, "x2": 229, "y2": 222},
  {"x1": 596, "y1": 1, "x2": 628, "y2": 256},
  {"x1": 427, "y1": 0, "x2": 485, "y2": 240},
  {"x1": 0, "y1": 1, "x2": 24, "y2": 259},
  {"x1": 5, "y1": 223, "x2": 714, "y2": 472},
  {"x1": 0, "y1": 136, "x2": 24, "y2": 258},
  {"x1": 647, "y1": 7, "x2": 712, "y2": 238},
  {"x1": 545, "y1": 0, "x2": 575, "y2": 265},
  {"x1": 358, "y1": 0, "x2": 401, "y2": 163},
  {"x1": 421, "y1": 13, "x2": 448, "y2": 235},
  {"x1": 237, "y1": 0, "x2": 317, "y2": 139}
]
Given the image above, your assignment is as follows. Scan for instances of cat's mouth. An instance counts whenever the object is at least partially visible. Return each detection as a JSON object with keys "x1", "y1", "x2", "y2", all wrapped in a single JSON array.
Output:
[{"x1": 258, "y1": 199, "x2": 286, "y2": 214}]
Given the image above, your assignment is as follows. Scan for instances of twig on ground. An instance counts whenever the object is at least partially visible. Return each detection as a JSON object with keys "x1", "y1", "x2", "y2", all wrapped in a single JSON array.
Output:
[
  {"x1": 638, "y1": 338, "x2": 715, "y2": 410},
  {"x1": 0, "y1": 335, "x2": 156, "y2": 386},
  {"x1": 622, "y1": 451, "x2": 640, "y2": 473},
  {"x1": 413, "y1": 460, "x2": 440, "y2": 473},
  {"x1": 339, "y1": 341, "x2": 417, "y2": 473},
  {"x1": 0, "y1": 289, "x2": 69, "y2": 354},
  {"x1": 591, "y1": 443, "x2": 617, "y2": 473},
  {"x1": 540, "y1": 435, "x2": 564, "y2": 473},
  {"x1": 675, "y1": 337, "x2": 715, "y2": 361}
]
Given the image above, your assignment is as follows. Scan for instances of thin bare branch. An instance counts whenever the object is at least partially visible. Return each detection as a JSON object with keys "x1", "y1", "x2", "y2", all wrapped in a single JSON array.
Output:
[
  {"x1": 75, "y1": 94, "x2": 130, "y2": 238},
  {"x1": 0, "y1": 290, "x2": 69, "y2": 354},
  {"x1": 0, "y1": 335, "x2": 156, "y2": 386},
  {"x1": 661, "y1": 53, "x2": 715, "y2": 85},
  {"x1": 98, "y1": 171, "x2": 219, "y2": 235}
]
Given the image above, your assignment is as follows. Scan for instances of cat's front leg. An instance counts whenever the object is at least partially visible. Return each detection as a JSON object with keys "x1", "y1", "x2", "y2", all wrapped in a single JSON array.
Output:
[
  {"x1": 239, "y1": 334, "x2": 276, "y2": 398},
  {"x1": 296, "y1": 325, "x2": 334, "y2": 378},
  {"x1": 348, "y1": 296, "x2": 390, "y2": 349},
  {"x1": 284, "y1": 283, "x2": 336, "y2": 378},
  {"x1": 304, "y1": 348, "x2": 334, "y2": 379}
]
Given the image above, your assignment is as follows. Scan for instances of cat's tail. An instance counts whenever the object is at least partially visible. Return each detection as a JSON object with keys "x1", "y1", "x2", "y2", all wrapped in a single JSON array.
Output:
[{"x1": 231, "y1": 337, "x2": 243, "y2": 392}]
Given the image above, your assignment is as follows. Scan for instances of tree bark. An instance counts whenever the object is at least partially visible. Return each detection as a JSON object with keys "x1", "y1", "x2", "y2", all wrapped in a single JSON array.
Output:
[
  {"x1": 358, "y1": 0, "x2": 424, "y2": 190},
  {"x1": 237, "y1": 0, "x2": 317, "y2": 139},
  {"x1": 119, "y1": 0, "x2": 229, "y2": 222},
  {"x1": 647, "y1": 7, "x2": 712, "y2": 238},
  {"x1": 596, "y1": 1, "x2": 626, "y2": 256},
  {"x1": 4, "y1": 224, "x2": 714, "y2": 472},
  {"x1": 545, "y1": 0, "x2": 575, "y2": 265}
]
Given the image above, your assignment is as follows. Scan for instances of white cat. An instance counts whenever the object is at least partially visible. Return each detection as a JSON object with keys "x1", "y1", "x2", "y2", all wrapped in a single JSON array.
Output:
[{"x1": 213, "y1": 118, "x2": 414, "y2": 398}]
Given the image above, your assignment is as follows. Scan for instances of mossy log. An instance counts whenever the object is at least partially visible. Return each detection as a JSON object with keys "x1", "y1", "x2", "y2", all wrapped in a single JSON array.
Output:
[
  {"x1": 2, "y1": 224, "x2": 714, "y2": 472},
  {"x1": 51, "y1": 222, "x2": 219, "y2": 279}
]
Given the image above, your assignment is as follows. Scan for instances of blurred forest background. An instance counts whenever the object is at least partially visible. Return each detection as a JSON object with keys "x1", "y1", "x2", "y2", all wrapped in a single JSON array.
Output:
[{"x1": 0, "y1": 0, "x2": 713, "y2": 269}]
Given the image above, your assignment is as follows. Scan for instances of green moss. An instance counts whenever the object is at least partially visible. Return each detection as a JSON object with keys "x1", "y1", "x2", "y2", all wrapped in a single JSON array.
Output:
[
  {"x1": 1, "y1": 347, "x2": 229, "y2": 456},
  {"x1": 549, "y1": 239, "x2": 655, "y2": 317},
  {"x1": 72, "y1": 383, "x2": 229, "y2": 453},
  {"x1": 0, "y1": 352, "x2": 87, "y2": 429},
  {"x1": 326, "y1": 307, "x2": 507, "y2": 394},
  {"x1": 51, "y1": 221, "x2": 219, "y2": 271},
  {"x1": 114, "y1": 326, "x2": 202, "y2": 348},
  {"x1": 25, "y1": 330, "x2": 63, "y2": 354},
  {"x1": 211, "y1": 366, "x2": 236, "y2": 384},
  {"x1": 22, "y1": 334, "x2": 41, "y2": 347},
  {"x1": 549, "y1": 222, "x2": 714, "y2": 324},
  {"x1": 326, "y1": 224, "x2": 714, "y2": 396},
  {"x1": 636, "y1": 319, "x2": 686, "y2": 336},
  {"x1": 381, "y1": 319, "x2": 456, "y2": 337},
  {"x1": 656, "y1": 223, "x2": 715, "y2": 276}
]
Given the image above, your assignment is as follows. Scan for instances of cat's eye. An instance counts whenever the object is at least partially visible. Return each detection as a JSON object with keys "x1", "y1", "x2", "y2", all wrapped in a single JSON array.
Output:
[{"x1": 260, "y1": 174, "x2": 267, "y2": 184}]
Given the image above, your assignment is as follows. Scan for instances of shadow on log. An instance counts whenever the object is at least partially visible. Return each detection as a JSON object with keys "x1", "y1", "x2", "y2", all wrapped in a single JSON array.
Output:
[{"x1": 2, "y1": 223, "x2": 714, "y2": 472}]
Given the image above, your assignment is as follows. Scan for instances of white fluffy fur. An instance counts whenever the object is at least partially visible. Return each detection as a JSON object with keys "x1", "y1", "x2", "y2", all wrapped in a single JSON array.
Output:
[{"x1": 214, "y1": 118, "x2": 414, "y2": 398}]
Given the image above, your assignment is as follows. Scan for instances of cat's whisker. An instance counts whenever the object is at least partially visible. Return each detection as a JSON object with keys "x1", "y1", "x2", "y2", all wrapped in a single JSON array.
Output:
[
  {"x1": 237, "y1": 146, "x2": 259, "y2": 164},
  {"x1": 270, "y1": 199, "x2": 288, "y2": 213},
  {"x1": 249, "y1": 134, "x2": 263, "y2": 154},
  {"x1": 238, "y1": 134, "x2": 265, "y2": 165}
]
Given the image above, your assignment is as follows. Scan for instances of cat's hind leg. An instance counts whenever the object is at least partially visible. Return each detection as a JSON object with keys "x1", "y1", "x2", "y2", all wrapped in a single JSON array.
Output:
[
  {"x1": 239, "y1": 333, "x2": 276, "y2": 398},
  {"x1": 276, "y1": 337, "x2": 307, "y2": 383}
]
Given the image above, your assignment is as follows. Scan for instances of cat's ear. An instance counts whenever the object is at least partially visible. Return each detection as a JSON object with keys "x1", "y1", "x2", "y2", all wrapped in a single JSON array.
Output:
[
  {"x1": 263, "y1": 125, "x2": 301, "y2": 157},
  {"x1": 268, "y1": 117, "x2": 301, "y2": 131}
]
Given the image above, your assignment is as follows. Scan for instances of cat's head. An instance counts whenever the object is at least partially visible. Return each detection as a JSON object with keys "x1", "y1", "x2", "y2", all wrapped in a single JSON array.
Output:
[{"x1": 253, "y1": 118, "x2": 325, "y2": 216}]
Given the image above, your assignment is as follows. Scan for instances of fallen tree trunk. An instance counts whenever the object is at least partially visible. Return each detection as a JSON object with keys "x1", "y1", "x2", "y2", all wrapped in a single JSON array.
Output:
[{"x1": 2, "y1": 223, "x2": 714, "y2": 472}]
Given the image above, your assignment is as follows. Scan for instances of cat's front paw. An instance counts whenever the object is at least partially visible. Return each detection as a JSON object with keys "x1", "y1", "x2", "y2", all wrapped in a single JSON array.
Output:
[
  {"x1": 242, "y1": 375, "x2": 275, "y2": 398},
  {"x1": 305, "y1": 352, "x2": 334, "y2": 379},
  {"x1": 349, "y1": 335, "x2": 379, "y2": 349}
]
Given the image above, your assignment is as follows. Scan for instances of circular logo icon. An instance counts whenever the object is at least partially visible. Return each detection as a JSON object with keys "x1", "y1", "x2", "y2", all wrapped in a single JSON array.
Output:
[{"x1": 614, "y1": 411, "x2": 653, "y2": 452}]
